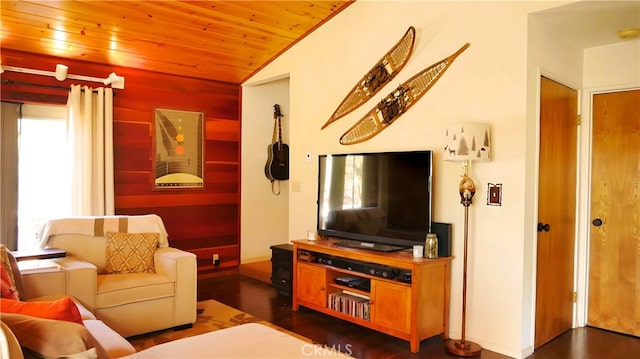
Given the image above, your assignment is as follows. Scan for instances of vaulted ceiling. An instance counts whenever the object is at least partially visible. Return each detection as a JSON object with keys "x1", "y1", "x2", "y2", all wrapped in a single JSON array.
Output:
[
  {"x1": 2, "y1": 1, "x2": 638, "y2": 86},
  {"x1": 0, "y1": 1, "x2": 353, "y2": 84}
]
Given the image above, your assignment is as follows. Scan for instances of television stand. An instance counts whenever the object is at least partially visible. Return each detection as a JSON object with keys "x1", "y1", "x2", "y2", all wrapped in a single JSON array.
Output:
[
  {"x1": 332, "y1": 240, "x2": 405, "y2": 252},
  {"x1": 292, "y1": 238, "x2": 452, "y2": 353}
]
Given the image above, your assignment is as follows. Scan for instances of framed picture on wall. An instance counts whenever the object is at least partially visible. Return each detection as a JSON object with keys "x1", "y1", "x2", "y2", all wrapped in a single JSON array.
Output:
[{"x1": 154, "y1": 108, "x2": 204, "y2": 189}]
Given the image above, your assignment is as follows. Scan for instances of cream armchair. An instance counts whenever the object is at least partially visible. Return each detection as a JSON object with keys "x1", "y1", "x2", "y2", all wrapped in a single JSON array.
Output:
[{"x1": 36, "y1": 215, "x2": 197, "y2": 338}]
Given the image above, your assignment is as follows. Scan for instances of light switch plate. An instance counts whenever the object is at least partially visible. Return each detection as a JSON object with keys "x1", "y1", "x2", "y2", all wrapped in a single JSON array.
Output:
[
  {"x1": 488, "y1": 183, "x2": 502, "y2": 206},
  {"x1": 291, "y1": 181, "x2": 301, "y2": 192}
]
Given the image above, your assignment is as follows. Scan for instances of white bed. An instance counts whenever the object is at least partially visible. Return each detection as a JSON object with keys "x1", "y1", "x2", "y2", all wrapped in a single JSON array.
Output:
[{"x1": 123, "y1": 323, "x2": 355, "y2": 358}]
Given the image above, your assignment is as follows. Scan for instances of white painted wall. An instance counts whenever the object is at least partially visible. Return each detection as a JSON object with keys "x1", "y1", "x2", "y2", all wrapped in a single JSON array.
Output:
[
  {"x1": 241, "y1": 77, "x2": 290, "y2": 262},
  {"x1": 583, "y1": 41, "x2": 640, "y2": 88},
  {"x1": 240, "y1": 1, "x2": 636, "y2": 357}
]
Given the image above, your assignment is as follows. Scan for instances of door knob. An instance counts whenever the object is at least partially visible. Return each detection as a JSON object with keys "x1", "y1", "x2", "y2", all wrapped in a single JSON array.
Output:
[
  {"x1": 592, "y1": 218, "x2": 603, "y2": 227},
  {"x1": 537, "y1": 223, "x2": 550, "y2": 232}
]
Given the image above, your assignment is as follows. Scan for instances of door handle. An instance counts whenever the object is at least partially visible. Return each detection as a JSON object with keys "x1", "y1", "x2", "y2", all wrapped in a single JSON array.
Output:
[
  {"x1": 537, "y1": 223, "x2": 550, "y2": 232},
  {"x1": 592, "y1": 218, "x2": 603, "y2": 227}
]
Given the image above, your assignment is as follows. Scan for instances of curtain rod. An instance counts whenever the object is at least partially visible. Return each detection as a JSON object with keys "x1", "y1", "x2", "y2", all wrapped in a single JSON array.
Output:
[
  {"x1": 1, "y1": 79, "x2": 116, "y2": 95},
  {"x1": 1, "y1": 65, "x2": 125, "y2": 89}
]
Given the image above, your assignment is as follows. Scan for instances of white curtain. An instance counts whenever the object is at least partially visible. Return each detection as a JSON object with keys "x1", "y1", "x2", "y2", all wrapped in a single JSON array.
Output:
[{"x1": 67, "y1": 85, "x2": 115, "y2": 215}]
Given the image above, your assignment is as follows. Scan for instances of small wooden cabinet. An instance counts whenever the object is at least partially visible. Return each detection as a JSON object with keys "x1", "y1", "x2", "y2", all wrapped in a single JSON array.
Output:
[
  {"x1": 270, "y1": 244, "x2": 293, "y2": 298},
  {"x1": 292, "y1": 239, "x2": 452, "y2": 353}
]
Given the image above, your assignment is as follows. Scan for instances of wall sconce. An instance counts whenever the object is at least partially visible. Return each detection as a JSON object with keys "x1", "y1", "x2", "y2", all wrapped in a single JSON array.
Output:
[
  {"x1": 444, "y1": 122, "x2": 491, "y2": 356},
  {"x1": 54, "y1": 64, "x2": 68, "y2": 81}
]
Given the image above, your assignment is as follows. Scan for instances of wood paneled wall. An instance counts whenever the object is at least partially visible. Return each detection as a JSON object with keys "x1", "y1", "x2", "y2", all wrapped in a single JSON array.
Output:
[{"x1": 1, "y1": 50, "x2": 241, "y2": 276}]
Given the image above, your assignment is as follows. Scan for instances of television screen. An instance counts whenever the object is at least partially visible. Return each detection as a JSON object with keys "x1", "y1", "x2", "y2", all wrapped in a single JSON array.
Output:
[{"x1": 317, "y1": 150, "x2": 433, "y2": 250}]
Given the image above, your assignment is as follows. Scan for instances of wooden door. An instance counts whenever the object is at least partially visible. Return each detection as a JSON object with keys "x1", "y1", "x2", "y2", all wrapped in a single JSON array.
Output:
[
  {"x1": 370, "y1": 280, "x2": 410, "y2": 333},
  {"x1": 296, "y1": 263, "x2": 326, "y2": 307},
  {"x1": 535, "y1": 76, "x2": 578, "y2": 348},
  {"x1": 588, "y1": 89, "x2": 640, "y2": 336}
]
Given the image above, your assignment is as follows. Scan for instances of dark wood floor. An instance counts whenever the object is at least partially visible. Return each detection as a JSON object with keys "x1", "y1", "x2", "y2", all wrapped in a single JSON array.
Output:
[{"x1": 198, "y1": 274, "x2": 640, "y2": 359}]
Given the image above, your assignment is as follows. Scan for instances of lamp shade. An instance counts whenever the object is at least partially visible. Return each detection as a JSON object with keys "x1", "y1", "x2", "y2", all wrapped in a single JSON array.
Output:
[{"x1": 444, "y1": 123, "x2": 491, "y2": 162}]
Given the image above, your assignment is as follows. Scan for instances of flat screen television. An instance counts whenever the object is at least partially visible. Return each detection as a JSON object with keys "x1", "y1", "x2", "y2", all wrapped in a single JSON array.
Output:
[{"x1": 317, "y1": 150, "x2": 434, "y2": 252}]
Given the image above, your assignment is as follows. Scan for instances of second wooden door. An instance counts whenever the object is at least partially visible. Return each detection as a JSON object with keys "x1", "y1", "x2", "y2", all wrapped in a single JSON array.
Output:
[
  {"x1": 588, "y1": 89, "x2": 640, "y2": 337},
  {"x1": 535, "y1": 76, "x2": 578, "y2": 348}
]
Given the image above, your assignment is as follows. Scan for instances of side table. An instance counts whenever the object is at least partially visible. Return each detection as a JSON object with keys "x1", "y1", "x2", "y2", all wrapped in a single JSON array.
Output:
[
  {"x1": 11, "y1": 248, "x2": 66, "y2": 262},
  {"x1": 270, "y1": 244, "x2": 293, "y2": 300}
]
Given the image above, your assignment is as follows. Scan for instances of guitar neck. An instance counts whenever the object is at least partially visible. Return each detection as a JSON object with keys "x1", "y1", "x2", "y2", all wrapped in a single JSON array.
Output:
[
  {"x1": 273, "y1": 104, "x2": 283, "y2": 148},
  {"x1": 277, "y1": 115, "x2": 283, "y2": 146}
]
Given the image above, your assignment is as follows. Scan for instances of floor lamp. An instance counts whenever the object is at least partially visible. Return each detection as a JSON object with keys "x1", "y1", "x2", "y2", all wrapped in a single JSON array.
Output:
[{"x1": 443, "y1": 123, "x2": 491, "y2": 357}]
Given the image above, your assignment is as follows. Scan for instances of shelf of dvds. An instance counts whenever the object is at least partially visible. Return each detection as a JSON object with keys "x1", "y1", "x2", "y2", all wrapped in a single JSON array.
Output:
[{"x1": 292, "y1": 238, "x2": 452, "y2": 353}]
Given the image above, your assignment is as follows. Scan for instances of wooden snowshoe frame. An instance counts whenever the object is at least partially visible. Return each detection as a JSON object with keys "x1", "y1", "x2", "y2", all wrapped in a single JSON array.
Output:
[
  {"x1": 321, "y1": 26, "x2": 416, "y2": 130},
  {"x1": 339, "y1": 43, "x2": 470, "y2": 145}
]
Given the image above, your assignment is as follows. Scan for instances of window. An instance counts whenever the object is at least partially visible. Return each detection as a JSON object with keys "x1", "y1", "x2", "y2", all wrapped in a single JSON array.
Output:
[{"x1": 17, "y1": 104, "x2": 71, "y2": 251}]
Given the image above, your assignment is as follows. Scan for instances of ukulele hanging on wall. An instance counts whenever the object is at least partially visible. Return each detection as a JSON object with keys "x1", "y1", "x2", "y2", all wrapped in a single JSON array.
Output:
[{"x1": 265, "y1": 104, "x2": 289, "y2": 182}]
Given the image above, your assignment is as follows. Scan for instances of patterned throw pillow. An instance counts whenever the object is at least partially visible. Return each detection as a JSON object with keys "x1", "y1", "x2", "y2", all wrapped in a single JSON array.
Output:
[
  {"x1": 104, "y1": 232, "x2": 159, "y2": 274},
  {"x1": 0, "y1": 244, "x2": 19, "y2": 300}
]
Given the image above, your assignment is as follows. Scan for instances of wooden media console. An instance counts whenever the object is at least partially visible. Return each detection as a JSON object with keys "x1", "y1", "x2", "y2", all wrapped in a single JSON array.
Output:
[{"x1": 292, "y1": 238, "x2": 452, "y2": 353}]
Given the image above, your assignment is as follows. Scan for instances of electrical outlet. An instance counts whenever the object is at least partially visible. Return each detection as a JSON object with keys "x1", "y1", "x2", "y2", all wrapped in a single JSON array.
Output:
[{"x1": 213, "y1": 253, "x2": 220, "y2": 267}]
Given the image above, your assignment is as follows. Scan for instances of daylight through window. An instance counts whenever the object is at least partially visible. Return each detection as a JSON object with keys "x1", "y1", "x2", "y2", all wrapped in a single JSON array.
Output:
[{"x1": 17, "y1": 104, "x2": 71, "y2": 251}]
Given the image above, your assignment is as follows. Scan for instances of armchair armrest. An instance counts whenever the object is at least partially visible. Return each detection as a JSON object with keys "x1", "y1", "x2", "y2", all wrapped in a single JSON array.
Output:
[{"x1": 154, "y1": 247, "x2": 197, "y2": 326}]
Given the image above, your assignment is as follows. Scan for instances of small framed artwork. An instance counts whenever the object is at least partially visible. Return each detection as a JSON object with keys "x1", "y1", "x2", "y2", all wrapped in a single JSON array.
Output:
[
  {"x1": 154, "y1": 108, "x2": 204, "y2": 189},
  {"x1": 487, "y1": 183, "x2": 502, "y2": 206}
]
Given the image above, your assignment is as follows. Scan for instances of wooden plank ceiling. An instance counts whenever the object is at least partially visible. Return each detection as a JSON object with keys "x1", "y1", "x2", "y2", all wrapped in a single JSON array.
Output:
[{"x1": 0, "y1": 0, "x2": 353, "y2": 84}]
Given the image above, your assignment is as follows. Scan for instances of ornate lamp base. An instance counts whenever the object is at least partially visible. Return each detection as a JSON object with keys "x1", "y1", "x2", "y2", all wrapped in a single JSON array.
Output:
[{"x1": 445, "y1": 339, "x2": 482, "y2": 357}]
